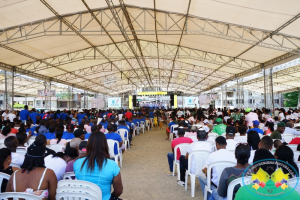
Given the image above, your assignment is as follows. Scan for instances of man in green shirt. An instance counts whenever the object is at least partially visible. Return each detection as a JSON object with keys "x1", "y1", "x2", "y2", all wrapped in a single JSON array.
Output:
[
  {"x1": 212, "y1": 118, "x2": 227, "y2": 136},
  {"x1": 270, "y1": 122, "x2": 286, "y2": 140}
]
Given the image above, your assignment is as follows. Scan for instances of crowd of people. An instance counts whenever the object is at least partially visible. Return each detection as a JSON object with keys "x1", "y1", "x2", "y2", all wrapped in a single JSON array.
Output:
[{"x1": 0, "y1": 105, "x2": 300, "y2": 199}]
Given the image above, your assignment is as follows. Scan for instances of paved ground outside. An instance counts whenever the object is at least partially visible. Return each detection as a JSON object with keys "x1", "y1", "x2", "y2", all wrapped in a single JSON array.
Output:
[{"x1": 120, "y1": 126, "x2": 203, "y2": 200}]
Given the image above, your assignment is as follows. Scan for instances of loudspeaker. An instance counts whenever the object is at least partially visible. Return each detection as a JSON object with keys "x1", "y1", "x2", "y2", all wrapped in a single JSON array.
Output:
[
  {"x1": 170, "y1": 94, "x2": 174, "y2": 106},
  {"x1": 133, "y1": 95, "x2": 137, "y2": 107}
]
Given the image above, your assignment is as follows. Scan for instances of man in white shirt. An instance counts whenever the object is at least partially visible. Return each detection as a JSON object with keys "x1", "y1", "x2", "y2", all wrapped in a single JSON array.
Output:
[
  {"x1": 245, "y1": 108, "x2": 258, "y2": 127},
  {"x1": 202, "y1": 119, "x2": 210, "y2": 133},
  {"x1": 248, "y1": 135, "x2": 273, "y2": 163},
  {"x1": 2, "y1": 109, "x2": 9, "y2": 121},
  {"x1": 178, "y1": 129, "x2": 213, "y2": 186},
  {"x1": 234, "y1": 126, "x2": 248, "y2": 143},
  {"x1": 4, "y1": 136, "x2": 25, "y2": 166},
  {"x1": 8, "y1": 110, "x2": 17, "y2": 122},
  {"x1": 177, "y1": 109, "x2": 183, "y2": 117},
  {"x1": 199, "y1": 136, "x2": 236, "y2": 199},
  {"x1": 283, "y1": 122, "x2": 300, "y2": 135},
  {"x1": 225, "y1": 126, "x2": 238, "y2": 151}
]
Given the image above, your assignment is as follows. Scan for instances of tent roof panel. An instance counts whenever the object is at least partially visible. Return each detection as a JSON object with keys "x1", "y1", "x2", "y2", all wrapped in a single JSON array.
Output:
[{"x1": 0, "y1": 48, "x2": 34, "y2": 65}]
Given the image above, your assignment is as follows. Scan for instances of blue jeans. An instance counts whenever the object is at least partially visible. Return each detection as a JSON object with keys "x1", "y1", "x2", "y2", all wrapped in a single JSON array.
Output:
[
  {"x1": 209, "y1": 189, "x2": 227, "y2": 200},
  {"x1": 167, "y1": 153, "x2": 174, "y2": 172},
  {"x1": 199, "y1": 174, "x2": 217, "y2": 199}
]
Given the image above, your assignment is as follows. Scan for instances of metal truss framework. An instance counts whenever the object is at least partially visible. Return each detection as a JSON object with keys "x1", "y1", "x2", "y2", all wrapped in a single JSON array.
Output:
[{"x1": 1, "y1": 6, "x2": 300, "y2": 55}]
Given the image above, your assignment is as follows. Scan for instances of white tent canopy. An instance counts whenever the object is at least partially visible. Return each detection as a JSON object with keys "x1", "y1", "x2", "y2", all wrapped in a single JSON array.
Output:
[{"x1": 0, "y1": 0, "x2": 300, "y2": 95}]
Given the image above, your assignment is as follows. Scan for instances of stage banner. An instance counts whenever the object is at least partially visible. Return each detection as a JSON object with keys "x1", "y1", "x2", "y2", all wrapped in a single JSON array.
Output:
[
  {"x1": 184, "y1": 96, "x2": 198, "y2": 107},
  {"x1": 37, "y1": 89, "x2": 56, "y2": 97},
  {"x1": 108, "y1": 97, "x2": 121, "y2": 108}
]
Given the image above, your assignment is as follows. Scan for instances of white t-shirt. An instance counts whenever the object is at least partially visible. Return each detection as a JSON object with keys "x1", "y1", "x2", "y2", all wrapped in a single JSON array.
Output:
[
  {"x1": 44, "y1": 155, "x2": 67, "y2": 181},
  {"x1": 203, "y1": 149, "x2": 236, "y2": 186},
  {"x1": 234, "y1": 135, "x2": 247, "y2": 143},
  {"x1": 278, "y1": 113, "x2": 285, "y2": 121},
  {"x1": 11, "y1": 152, "x2": 25, "y2": 166},
  {"x1": 286, "y1": 115, "x2": 295, "y2": 120},
  {"x1": 8, "y1": 113, "x2": 16, "y2": 122},
  {"x1": 224, "y1": 116, "x2": 230, "y2": 123},
  {"x1": 2, "y1": 112, "x2": 9, "y2": 120},
  {"x1": 226, "y1": 139, "x2": 238, "y2": 151},
  {"x1": 216, "y1": 112, "x2": 223, "y2": 116},
  {"x1": 177, "y1": 111, "x2": 183, "y2": 117},
  {"x1": 248, "y1": 150, "x2": 256, "y2": 163},
  {"x1": 188, "y1": 141, "x2": 213, "y2": 174},
  {"x1": 274, "y1": 110, "x2": 279, "y2": 117},
  {"x1": 118, "y1": 114, "x2": 123, "y2": 120}
]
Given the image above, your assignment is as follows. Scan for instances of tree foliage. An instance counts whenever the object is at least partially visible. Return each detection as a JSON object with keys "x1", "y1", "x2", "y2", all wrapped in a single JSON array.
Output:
[{"x1": 283, "y1": 91, "x2": 299, "y2": 107}]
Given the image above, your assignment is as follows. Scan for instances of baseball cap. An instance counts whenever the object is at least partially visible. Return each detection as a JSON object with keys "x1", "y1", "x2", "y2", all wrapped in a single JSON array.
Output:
[
  {"x1": 252, "y1": 120, "x2": 260, "y2": 126},
  {"x1": 277, "y1": 122, "x2": 286, "y2": 127},
  {"x1": 79, "y1": 141, "x2": 87, "y2": 152},
  {"x1": 216, "y1": 118, "x2": 223, "y2": 123},
  {"x1": 91, "y1": 125, "x2": 97, "y2": 132},
  {"x1": 226, "y1": 126, "x2": 236, "y2": 135},
  {"x1": 74, "y1": 129, "x2": 86, "y2": 137},
  {"x1": 70, "y1": 138, "x2": 82, "y2": 148},
  {"x1": 203, "y1": 119, "x2": 209, "y2": 124},
  {"x1": 66, "y1": 124, "x2": 75, "y2": 131},
  {"x1": 245, "y1": 108, "x2": 252, "y2": 112}
]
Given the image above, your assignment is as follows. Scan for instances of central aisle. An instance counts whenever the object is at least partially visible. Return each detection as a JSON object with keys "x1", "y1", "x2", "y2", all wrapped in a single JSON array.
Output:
[{"x1": 120, "y1": 127, "x2": 203, "y2": 200}]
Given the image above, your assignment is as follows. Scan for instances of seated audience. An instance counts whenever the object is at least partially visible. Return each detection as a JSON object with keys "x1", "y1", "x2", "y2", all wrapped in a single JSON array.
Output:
[
  {"x1": 5, "y1": 141, "x2": 57, "y2": 199},
  {"x1": 167, "y1": 128, "x2": 193, "y2": 175},
  {"x1": 225, "y1": 126, "x2": 238, "y2": 151},
  {"x1": 62, "y1": 124, "x2": 75, "y2": 139},
  {"x1": 47, "y1": 130, "x2": 67, "y2": 145},
  {"x1": 274, "y1": 145, "x2": 299, "y2": 175},
  {"x1": 247, "y1": 130, "x2": 260, "y2": 150},
  {"x1": 44, "y1": 125, "x2": 56, "y2": 140},
  {"x1": 44, "y1": 152, "x2": 67, "y2": 181},
  {"x1": 35, "y1": 134, "x2": 56, "y2": 157},
  {"x1": 4, "y1": 136, "x2": 24, "y2": 166},
  {"x1": 264, "y1": 121, "x2": 274, "y2": 135},
  {"x1": 73, "y1": 128, "x2": 86, "y2": 140},
  {"x1": 16, "y1": 132, "x2": 27, "y2": 148},
  {"x1": 0, "y1": 126, "x2": 14, "y2": 140},
  {"x1": 74, "y1": 131, "x2": 123, "y2": 200},
  {"x1": 273, "y1": 139, "x2": 282, "y2": 149},
  {"x1": 270, "y1": 122, "x2": 286, "y2": 139},
  {"x1": 9, "y1": 122, "x2": 18, "y2": 134},
  {"x1": 64, "y1": 147, "x2": 79, "y2": 173},
  {"x1": 247, "y1": 120, "x2": 263, "y2": 135},
  {"x1": 284, "y1": 122, "x2": 300, "y2": 135},
  {"x1": 0, "y1": 148, "x2": 19, "y2": 192},
  {"x1": 234, "y1": 126, "x2": 247, "y2": 143},
  {"x1": 212, "y1": 118, "x2": 227, "y2": 136},
  {"x1": 105, "y1": 124, "x2": 124, "y2": 154}
]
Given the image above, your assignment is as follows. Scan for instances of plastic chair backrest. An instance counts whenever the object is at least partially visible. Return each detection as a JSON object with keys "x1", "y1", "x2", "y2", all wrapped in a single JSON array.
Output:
[
  {"x1": 186, "y1": 136, "x2": 197, "y2": 141},
  {"x1": 27, "y1": 136, "x2": 36, "y2": 146},
  {"x1": 0, "y1": 140, "x2": 6, "y2": 148},
  {"x1": 207, "y1": 161, "x2": 236, "y2": 190},
  {"x1": 227, "y1": 176, "x2": 252, "y2": 200},
  {"x1": 107, "y1": 139, "x2": 120, "y2": 158},
  {"x1": 0, "y1": 192, "x2": 42, "y2": 200},
  {"x1": 282, "y1": 134, "x2": 294, "y2": 143},
  {"x1": 171, "y1": 124, "x2": 178, "y2": 133},
  {"x1": 56, "y1": 187, "x2": 100, "y2": 199},
  {"x1": 187, "y1": 150, "x2": 211, "y2": 175},
  {"x1": 174, "y1": 143, "x2": 191, "y2": 161},
  {"x1": 117, "y1": 129, "x2": 128, "y2": 139},
  {"x1": 288, "y1": 144, "x2": 298, "y2": 152},
  {"x1": 47, "y1": 144, "x2": 65, "y2": 152},
  {"x1": 58, "y1": 180, "x2": 101, "y2": 195},
  {"x1": 56, "y1": 192, "x2": 98, "y2": 200},
  {"x1": 294, "y1": 151, "x2": 300, "y2": 162},
  {"x1": 208, "y1": 133, "x2": 218, "y2": 138},
  {"x1": 62, "y1": 172, "x2": 76, "y2": 180},
  {"x1": 288, "y1": 177, "x2": 300, "y2": 195},
  {"x1": 0, "y1": 172, "x2": 10, "y2": 189}
]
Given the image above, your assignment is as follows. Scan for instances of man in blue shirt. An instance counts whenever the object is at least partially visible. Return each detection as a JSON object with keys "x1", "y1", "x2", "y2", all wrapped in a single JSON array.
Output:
[
  {"x1": 105, "y1": 124, "x2": 124, "y2": 154},
  {"x1": 44, "y1": 125, "x2": 56, "y2": 140},
  {"x1": 62, "y1": 124, "x2": 75, "y2": 139},
  {"x1": 20, "y1": 105, "x2": 30, "y2": 123},
  {"x1": 77, "y1": 109, "x2": 87, "y2": 125},
  {"x1": 247, "y1": 120, "x2": 264, "y2": 135},
  {"x1": 61, "y1": 110, "x2": 68, "y2": 121},
  {"x1": 29, "y1": 108, "x2": 38, "y2": 124}
]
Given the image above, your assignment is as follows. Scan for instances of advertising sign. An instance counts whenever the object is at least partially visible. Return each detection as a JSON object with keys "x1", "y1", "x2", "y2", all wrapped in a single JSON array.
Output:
[
  {"x1": 37, "y1": 89, "x2": 56, "y2": 97},
  {"x1": 108, "y1": 97, "x2": 121, "y2": 108},
  {"x1": 184, "y1": 97, "x2": 198, "y2": 107}
]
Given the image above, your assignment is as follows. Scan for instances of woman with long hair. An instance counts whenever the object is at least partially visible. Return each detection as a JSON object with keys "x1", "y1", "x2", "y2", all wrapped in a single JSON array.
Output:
[
  {"x1": 247, "y1": 130, "x2": 260, "y2": 150},
  {"x1": 264, "y1": 121, "x2": 274, "y2": 135},
  {"x1": 73, "y1": 131, "x2": 123, "y2": 200},
  {"x1": 47, "y1": 130, "x2": 66, "y2": 145},
  {"x1": 0, "y1": 148, "x2": 19, "y2": 192},
  {"x1": 5, "y1": 140, "x2": 57, "y2": 199},
  {"x1": 275, "y1": 145, "x2": 299, "y2": 177}
]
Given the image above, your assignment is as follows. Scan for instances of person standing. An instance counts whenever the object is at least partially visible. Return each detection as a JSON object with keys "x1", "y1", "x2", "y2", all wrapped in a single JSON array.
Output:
[
  {"x1": 19, "y1": 105, "x2": 30, "y2": 124},
  {"x1": 245, "y1": 108, "x2": 259, "y2": 128},
  {"x1": 29, "y1": 108, "x2": 38, "y2": 124},
  {"x1": 2, "y1": 109, "x2": 9, "y2": 121}
]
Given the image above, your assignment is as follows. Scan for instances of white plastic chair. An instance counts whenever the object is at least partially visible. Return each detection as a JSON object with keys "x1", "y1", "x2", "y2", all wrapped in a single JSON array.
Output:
[
  {"x1": 221, "y1": 133, "x2": 226, "y2": 137},
  {"x1": 150, "y1": 118, "x2": 154, "y2": 129},
  {"x1": 145, "y1": 120, "x2": 150, "y2": 131},
  {"x1": 0, "y1": 192, "x2": 42, "y2": 200},
  {"x1": 294, "y1": 151, "x2": 300, "y2": 162},
  {"x1": 288, "y1": 144, "x2": 298, "y2": 152},
  {"x1": 288, "y1": 177, "x2": 300, "y2": 194},
  {"x1": 57, "y1": 180, "x2": 101, "y2": 200},
  {"x1": 0, "y1": 172, "x2": 10, "y2": 190},
  {"x1": 204, "y1": 161, "x2": 236, "y2": 200},
  {"x1": 208, "y1": 133, "x2": 218, "y2": 138},
  {"x1": 186, "y1": 136, "x2": 197, "y2": 141},
  {"x1": 282, "y1": 134, "x2": 294, "y2": 143},
  {"x1": 117, "y1": 129, "x2": 130, "y2": 150},
  {"x1": 227, "y1": 176, "x2": 252, "y2": 200},
  {"x1": 140, "y1": 121, "x2": 145, "y2": 133},
  {"x1": 62, "y1": 172, "x2": 77, "y2": 180},
  {"x1": 185, "y1": 150, "x2": 211, "y2": 197},
  {"x1": 173, "y1": 143, "x2": 191, "y2": 180},
  {"x1": 171, "y1": 124, "x2": 178, "y2": 133},
  {"x1": 56, "y1": 192, "x2": 98, "y2": 200},
  {"x1": 46, "y1": 144, "x2": 65, "y2": 152},
  {"x1": 27, "y1": 136, "x2": 36, "y2": 146},
  {"x1": 107, "y1": 139, "x2": 123, "y2": 167}
]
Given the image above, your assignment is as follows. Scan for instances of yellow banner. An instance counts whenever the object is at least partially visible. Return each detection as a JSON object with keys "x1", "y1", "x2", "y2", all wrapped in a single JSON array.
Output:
[
  {"x1": 129, "y1": 95, "x2": 132, "y2": 109},
  {"x1": 174, "y1": 95, "x2": 177, "y2": 108},
  {"x1": 137, "y1": 91, "x2": 167, "y2": 95}
]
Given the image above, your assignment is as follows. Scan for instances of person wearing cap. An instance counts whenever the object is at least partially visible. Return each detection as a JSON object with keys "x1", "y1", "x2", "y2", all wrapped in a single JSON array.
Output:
[
  {"x1": 270, "y1": 122, "x2": 286, "y2": 139},
  {"x1": 246, "y1": 120, "x2": 263, "y2": 135},
  {"x1": 77, "y1": 109, "x2": 87, "y2": 125},
  {"x1": 245, "y1": 108, "x2": 258, "y2": 128},
  {"x1": 62, "y1": 124, "x2": 75, "y2": 139},
  {"x1": 199, "y1": 137, "x2": 236, "y2": 199},
  {"x1": 212, "y1": 118, "x2": 227, "y2": 136},
  {"x1": 178, "y1": 129, "x2": 213, "y2": 186},
  {"x1": 202, "y1": 119, "x2": 210, "y2": 133},
  {"x1": 225, "y1": 126, "x2": 238, "y2": 151}
]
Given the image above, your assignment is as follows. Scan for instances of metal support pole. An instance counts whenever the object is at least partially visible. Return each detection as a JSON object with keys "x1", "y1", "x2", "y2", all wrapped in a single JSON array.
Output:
[
  {"x1": 297, "y1": 87, "x2": 300, "y2": 109},
  {"x1": 4, "y1": 71, "x2": 8, "y2": 110},
  {"x1": 11, "y1": 69, "x2": 14, "y2": 111},
  {"x1": 270, "y1": 68, "x2": 274, "y2": 111},
  {"x1": 25, "y1": 95, "x2": 28, "y2": 106},
  {"x1": 49, "y1": 82, "x2": 51, "y2": 111},
  {"x1": 225, "y1": 85, "x2": 228, "y2": 108},
  {"x1": 263, "y1": 67, "x2": 267, "y2": 108}
]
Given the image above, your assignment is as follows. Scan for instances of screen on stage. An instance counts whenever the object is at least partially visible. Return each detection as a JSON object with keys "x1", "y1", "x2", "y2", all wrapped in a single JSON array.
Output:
[
  {"x1": 184, "y1": 97, "x2": 198, "y2": 107},
  {"x1": 108, "y1": 97, "x2": 121, "y2": 108}
]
